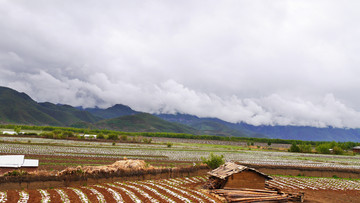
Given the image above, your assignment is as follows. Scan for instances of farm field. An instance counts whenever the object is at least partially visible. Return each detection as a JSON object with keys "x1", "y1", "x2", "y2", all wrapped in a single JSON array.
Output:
[
  {"x1": 0, "y1": 135, "x2": 359, "y2": 202},
  {"x1": 0, "y1": 136, "x2": 359, "y2": 171},
  {"x1": 0, "y1": 176, "x2": 219, "y2": 203},
  {"x1": 268, "y1": 176, "x2": 360, "y2": 203},
  {"x1": 0, "y1": 175, "x2": 359, "y2": 202}
]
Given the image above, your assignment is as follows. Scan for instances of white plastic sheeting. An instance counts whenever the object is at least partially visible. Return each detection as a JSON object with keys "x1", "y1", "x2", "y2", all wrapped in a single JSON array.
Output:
[{"x1": 0, "y1": 155, "x2": 38, "y2": 168}]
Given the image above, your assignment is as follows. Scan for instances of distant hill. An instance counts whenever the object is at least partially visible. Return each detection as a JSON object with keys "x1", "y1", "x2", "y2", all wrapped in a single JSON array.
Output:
[
  {"x1": 84, "y1": 104, "x2": 138, "y2": 119},
  {"x1": 230, "y1": 123, "x2": 360, "y2": 142},
  {"x1": 2, "y1": 86, "x2": 360, "y2": 141},
  {"x1": 156, "y1": 113, "x2": 261, "y2": 138},
  {"x1": 91, "y1": 113, "x2": 199, "y2": 134},
  {"x1": 0, "y1": 86, "x2": 99, "y2": 126},
  {"x1": 156, "y1": 113, "x2": 360, "y2": 142}
]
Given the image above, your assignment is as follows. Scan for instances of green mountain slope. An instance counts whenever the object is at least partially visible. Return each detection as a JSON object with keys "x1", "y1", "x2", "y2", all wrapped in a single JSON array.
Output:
[
  {"x1": 156, "y1": 114, "x2": 261, "y2": 137},
  {"x1": 84, "y1": 104, "x2": 138, "y2": 119},
  {"x1": 0, "y1": 86, "x2": 99, "y2": 126},
  {"x1": 92, "y1": 113, "x2": 199, "y2": 134}
]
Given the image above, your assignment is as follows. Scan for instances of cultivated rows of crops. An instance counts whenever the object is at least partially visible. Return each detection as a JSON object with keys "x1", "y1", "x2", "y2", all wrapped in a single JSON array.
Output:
[
  {"x1": 268, "y1": 176, "x2": 360, "y2": 191},
  {"x1": 0, "y1": 137, "x2": 359, "y2": 169},
  {"x1": 1, "y1": 175, "x2": 360, "y2": 202},
  {"x1": 0, "y1": 176, "x2": 218, "y2": 203}
]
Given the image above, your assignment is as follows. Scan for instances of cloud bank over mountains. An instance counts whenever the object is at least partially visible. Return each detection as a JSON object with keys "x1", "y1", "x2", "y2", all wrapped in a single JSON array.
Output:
[{"x1": 1, "y1": 0, "x2": 360, "y2": 128}]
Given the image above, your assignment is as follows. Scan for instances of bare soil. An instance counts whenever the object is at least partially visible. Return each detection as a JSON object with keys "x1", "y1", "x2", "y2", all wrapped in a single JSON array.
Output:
[
  {"x1": 0, "y1": 153, "x2": 193, "y2": 174},
  {"x1": 297, "y1": 189, "x2": 360, "y2": 203}
]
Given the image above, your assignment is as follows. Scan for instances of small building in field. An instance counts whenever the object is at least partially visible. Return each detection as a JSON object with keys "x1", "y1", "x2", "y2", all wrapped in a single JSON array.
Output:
[
  {"x1": 2, "y1": 131, "x2": 17, "y2": 135},
  {"x1": 82, "y1": 134, "x2": 97, "y2": 139},
  {"x1": 353, "y1": 146, "x2": 360, "y2": 154},
  {"x1": 0, "y1": 155, "x2": 38, "y2": 174},
  {"x1": 207, "y1": 162, "x2": 272, "y2": 189}
]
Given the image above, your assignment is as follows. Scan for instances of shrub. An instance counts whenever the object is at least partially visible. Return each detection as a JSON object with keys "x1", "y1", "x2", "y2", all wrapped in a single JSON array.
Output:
[
  {"x1": 14, "y1": 127, "x2": 21, "y2": 135},
  {"x1": 4, "y1": 170, "x2": 28, "y2": 176},
  {"x1": 62, "y1": 131, "x2": 74, "y2": 138},
  {"x1": 289, "y1": 143, "x2": 300, "y2": 152},
  {"x1": 201, "y1": 152, "x2": 225, "y2": 169},
  {"x1": 41, "y1": 132, "x2": 55, "y2": 139},
  {"x1": 143, "y1": 138, "x2": 152, "y2": 144},
  {"x1": 107, "y1": 134, "x2": 119, "y2": 140},
  {"x1": 332, "y1": 146, "x2": 344, "y2": 155},
  {"x1": 97, "y1": 133, "x2": 105, "y2": 139},
  {"x1": 120, "y1": 135, "x2": 128, "y2": 141},
  {"x1": 166, "y1": 142, "x2": 173, "y2": 148},
  {"x1": 299, "y1": 144, "x2": 312, "y2": 153},
  {"x1": 316, "y1": 143, "x2": 331, "y2": 154}
]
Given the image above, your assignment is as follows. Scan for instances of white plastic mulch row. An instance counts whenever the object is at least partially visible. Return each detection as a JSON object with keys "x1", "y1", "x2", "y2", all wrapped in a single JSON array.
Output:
[
  {"x1": 2, "y1": 176, "x2": 213, "y2": 203},
  {"x1": 268, "y1": 176, "x2": 360, "y2": 191}
]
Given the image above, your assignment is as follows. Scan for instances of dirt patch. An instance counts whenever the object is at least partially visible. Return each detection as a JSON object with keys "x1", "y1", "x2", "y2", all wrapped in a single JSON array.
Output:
[
  {"x1": 6, "y1": 190, "x2": 19, "y2": 203},
  {"x1": 0, "y1": 154, "x2": 193, "y2": 173},
  {"x1": 58, "y1": 159, "x2": 151, "y2": 176},
  {"x1": 80, "y1": 187, "x2": 101, "y2": 203},
  {"x1": 141, "y1": 182, "x2": 184, "y2": 202},
  {"x1": 27, "y1": 190, "x2": 41, "y2": 203},
  {"x1": 63, "y1": 188, "x2": 82, "y2": 203},
  {"x1": 126, "y1": 182, "x2": 169, "y2": 202},
  {"x1": 92, "y1": 185, "x2": 118, "y2": 202},
  {"x1": 47, "y1": 189, "x2": 61, "y2": 202},
  {"x1": 241, "y1": 163, "x2": 360, "y2": 179},
  {"x1": 298, "y1": 189, "x2": 360, "y2": 203},
  {"x1": 112, "y1": 183, "x2": 150, "y2": 202}
]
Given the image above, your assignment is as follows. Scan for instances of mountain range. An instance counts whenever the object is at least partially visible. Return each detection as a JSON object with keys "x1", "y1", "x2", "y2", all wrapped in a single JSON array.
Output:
[{"x1": 1, "y1": 86, "x2": 360, "y2": 142}]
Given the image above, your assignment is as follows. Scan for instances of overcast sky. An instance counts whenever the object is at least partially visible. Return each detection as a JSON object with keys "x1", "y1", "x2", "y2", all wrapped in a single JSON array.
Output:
[{"x1": 1, "y1": 0, "x2": 360, "y2": 128}]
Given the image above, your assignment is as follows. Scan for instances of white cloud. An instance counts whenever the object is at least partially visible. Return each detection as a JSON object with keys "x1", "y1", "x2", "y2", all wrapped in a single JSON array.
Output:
[{"x1": 1, "y1": 0, "x2": 360, "y2": 128}]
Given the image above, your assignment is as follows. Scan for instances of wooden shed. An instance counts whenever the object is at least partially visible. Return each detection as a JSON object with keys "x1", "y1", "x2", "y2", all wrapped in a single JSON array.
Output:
[
  {"x1": 353, "y1": 146, "x2": 360, "y2": 154},
  {"x1": 207, "y1": 162, "x2": 272, "y2": 190}
]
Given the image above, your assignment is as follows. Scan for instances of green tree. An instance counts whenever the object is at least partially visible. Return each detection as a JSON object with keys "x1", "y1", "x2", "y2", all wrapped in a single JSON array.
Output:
[
  {"x1": 299, "y1": 144, "x2": 312, "y2": 153},
  {"x1": 289, "y1": 143, "x2": 300, "y2": 152},
  {"x1": 332, "y1": 146, "x2": 344, "y2": 155},
  {"x1": 120, "y1": 135, "x2": 128, "y2": 142},
  {"x1": 316, "y1": 143, "x2": 331, "y2": 154},
  {"x1": 201, "y1": 153, "x2": 225, "y2": 169},
  {"x1": 97, "y1": 133, "x2": 105, "y2": 139},
  {"x1": 107, "y1": 133, "x2": 118, "y2": 140},
  {"x1": 14, "y1": 127, "x2": 21, "y2": 135}
]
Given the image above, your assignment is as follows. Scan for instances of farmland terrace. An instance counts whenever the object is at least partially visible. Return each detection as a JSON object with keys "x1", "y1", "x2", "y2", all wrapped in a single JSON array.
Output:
[
  {"x1": 0, "y1": 136, "x2": 359, "y2": 173},
  {"x1": 0, "y1": 135, "x2": 360, "y2": 202}
]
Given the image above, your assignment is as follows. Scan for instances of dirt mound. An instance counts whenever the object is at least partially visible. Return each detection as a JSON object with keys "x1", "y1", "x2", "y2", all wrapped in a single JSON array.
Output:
[{"x1": 58, "y1": 159, "x2": 152, "y2": 176}]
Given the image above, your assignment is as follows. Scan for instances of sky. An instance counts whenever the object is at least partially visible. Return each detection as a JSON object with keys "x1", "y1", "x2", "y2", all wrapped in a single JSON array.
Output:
[{"x1": 1, "y1": 0, "x2": 360, "y2": 128}]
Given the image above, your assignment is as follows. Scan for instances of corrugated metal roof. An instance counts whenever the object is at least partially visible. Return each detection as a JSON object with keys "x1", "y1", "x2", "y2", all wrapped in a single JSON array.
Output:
[
  {"x1": 353, "y1": 146, "x2": 360, "y2": 149},
  {"x1": 0, "y1": 155, "x2": 38, "y2": 168},
  {"x1": 208, "y1": 162, "x2": 272, "y2": 180}
]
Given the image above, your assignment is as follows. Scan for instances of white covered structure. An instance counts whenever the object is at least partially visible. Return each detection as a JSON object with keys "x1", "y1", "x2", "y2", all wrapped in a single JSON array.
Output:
[
  {"x1": 2, "y1": 131, "x2": 17, "y2": 135},
  {"x1": 0, "y1": 155, "x2": 38, "y2": 168},
  {"x1": 82, "y1": 134, "x2": 97, "y2": 139}
]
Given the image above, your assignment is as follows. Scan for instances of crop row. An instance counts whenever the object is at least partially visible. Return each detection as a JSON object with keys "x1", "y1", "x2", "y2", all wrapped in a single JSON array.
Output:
[
  {"x1": 0, "y1": 176, "x2": 217, "y2": 203},
  {"x1": 268, "y1": 176, "x2": 360, "y2": 191},
  {"x1": 1, "y1": 137, "x2": 359, "y2": 169}
]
